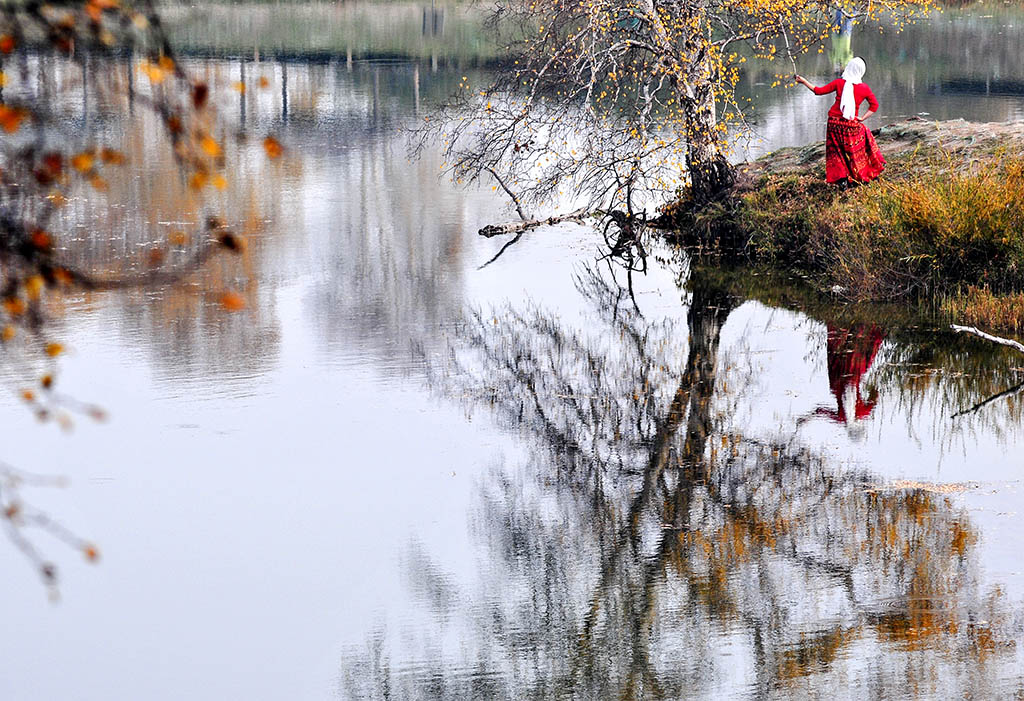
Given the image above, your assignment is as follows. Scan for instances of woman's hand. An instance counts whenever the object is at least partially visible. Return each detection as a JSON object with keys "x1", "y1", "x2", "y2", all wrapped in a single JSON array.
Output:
[{"x1": 794, "y1": 75, "x2": 813, "y2": 91}]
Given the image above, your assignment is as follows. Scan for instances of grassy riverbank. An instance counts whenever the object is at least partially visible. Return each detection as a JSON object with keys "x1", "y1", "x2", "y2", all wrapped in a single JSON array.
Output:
[{"x1": 662, "y1": 118, "x2": 1024, "y2": 331}]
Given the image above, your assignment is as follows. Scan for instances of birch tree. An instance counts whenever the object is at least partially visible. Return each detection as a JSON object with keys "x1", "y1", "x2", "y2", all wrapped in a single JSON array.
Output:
[{"x1": 427, "y1": 0, "x2": 933, "y2": 235}]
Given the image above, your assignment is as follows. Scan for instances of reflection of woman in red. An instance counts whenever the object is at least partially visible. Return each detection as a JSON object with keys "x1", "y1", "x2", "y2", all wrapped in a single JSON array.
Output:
[{"x1": 815, "y1": 323, "x2": 886, "y2": 424}]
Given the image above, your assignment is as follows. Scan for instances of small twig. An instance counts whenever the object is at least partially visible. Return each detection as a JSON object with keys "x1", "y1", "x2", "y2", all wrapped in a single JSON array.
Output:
[
  {"x1": 626, "y1": 264, "x2": 642, "y2": 316},
  {"x1": 59, "y1": 242, "x2": 221, "y2": 291},
  {"x1": 951, "y1": 324, "x2": 1024, "y2": 354},
  {"x1": 484, "y1": 166, "x2": 527, "y2": 222},
  {"x1": 778, "y1": 21, "x2": 797, "y2": 75}
]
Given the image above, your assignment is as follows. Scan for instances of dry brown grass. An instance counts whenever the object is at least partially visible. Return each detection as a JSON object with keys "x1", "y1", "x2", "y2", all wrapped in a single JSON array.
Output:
[
  {"x1": 728, "y1": 147, "x2": 1024, "y2": 302},
  {"x1": 942, "y1": 286, "x2": 1024, "y2": 334}
]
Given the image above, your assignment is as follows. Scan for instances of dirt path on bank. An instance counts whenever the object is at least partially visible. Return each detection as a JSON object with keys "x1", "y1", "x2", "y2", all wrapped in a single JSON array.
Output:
[{"x1": 734, "y1": 117, "x2": 1024, "y2": 189}]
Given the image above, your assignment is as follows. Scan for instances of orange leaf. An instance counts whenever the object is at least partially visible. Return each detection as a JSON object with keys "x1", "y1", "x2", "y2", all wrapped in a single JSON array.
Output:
[
  {"x1": 83, "y1": 544, "x2": 100, "y2": 562},
  {"x1": 57, "y1": 413, "x2": 73, "y2": 432},
  {"x1": 200, "y1": 135, "x2": 221, "y2": 157},
  {"x1": 0, "y1": 36, "x2": 15, "y2": 54},
  {"x1": 263, "y1": 136, "x2": 283, "y2": 159},
  {"x1": 258, "y1": 76, "x2": 270, "y2": 89},
  {"x1": 192, "y1": 83, "x2": 209, "y2": 109},
  {"x1": 3, "y1": 298, "x2": 25, "y2": 316},
  {"x1": 1, "y1": 325, "x2": 15, "y2": 342},
  {"x1": 140, "y1": 62, "x2": 166, "y2": 84},
  {"x1": 25, "y1": 275, "x2": 44, "y2": 300},
  {"x1": 168, "y1": 230, "x2": 188, "y2": 246},
  {"x1": 0, "y1": 105, "x2": 25, "y2": 133},
  {"x1": 89, "y1": 175, "x2": 108, "y2": 191},
  {"x1": 212, "y1": 174, "x2": 227, "y2": 190},
  {"x1": 45, "y1": 342, "x2": 64, "y2": 357},
  {"x1": 219, "y1": 291, "x2": 246, "y2": 312},
  {"x1": 41, "y1": 374, "x2": 53, "y2": 389},
  {"x1": 42, "y1": 152, "x2": 64, "y2": 175},
  {"x1": 232, "y1": 81, "x2": 246, "y2": 94},
  {"x1": 189, "y1": 172, "x2": 208, "y2": 190},
  {"x1": 71, "y1": 151, "x2": 95, "y2": 172},
  {"x1": 31, "y1": 229, "x2": 51, "y2": 249},
  {"x1": 20, "y1": 389, "x2": 34, "y2": 402},
  {"x1": 100, "y1": 147, "x2": 125, "y2": 165}
]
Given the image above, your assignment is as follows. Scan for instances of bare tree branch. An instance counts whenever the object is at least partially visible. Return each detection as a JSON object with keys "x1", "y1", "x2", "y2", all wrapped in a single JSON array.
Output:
[
  {"x1": 951, "y1": 324, "x2": 1024, "y2": 353},
  {"x1": 484, "y1": 166, "x2": 529, "y2": 222}
]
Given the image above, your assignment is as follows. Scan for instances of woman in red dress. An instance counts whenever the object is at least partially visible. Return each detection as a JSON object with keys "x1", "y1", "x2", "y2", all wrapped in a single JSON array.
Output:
[{"x1": 795, "y1": 57, "x2": 886, "y2": 187}]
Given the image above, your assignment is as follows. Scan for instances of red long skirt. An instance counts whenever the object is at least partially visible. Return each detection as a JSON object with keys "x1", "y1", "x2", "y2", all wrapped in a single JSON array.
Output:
[{"x1": 825, "y1": 117, "x2": 885, "y2": 184}]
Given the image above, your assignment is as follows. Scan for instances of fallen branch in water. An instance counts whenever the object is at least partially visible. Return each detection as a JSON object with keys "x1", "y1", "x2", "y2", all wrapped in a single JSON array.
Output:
[
  {"x1": 950, "y1": 324, "x2": 1024, "y2": 353},
  {"x1": 476, "y1": 167, "x2": 592, "y2": 267},
  {"x1": 950, "y1": 324, "x2": 1024, "y2": 417},
  {"x1": 478, "y1": 208, "x2": 591, "y2": 238}
]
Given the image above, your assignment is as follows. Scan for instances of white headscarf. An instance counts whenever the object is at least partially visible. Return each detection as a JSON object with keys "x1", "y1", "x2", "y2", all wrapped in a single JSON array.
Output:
[{"x1": 840, "y1": 57, "x2": 866, "y2": 121}]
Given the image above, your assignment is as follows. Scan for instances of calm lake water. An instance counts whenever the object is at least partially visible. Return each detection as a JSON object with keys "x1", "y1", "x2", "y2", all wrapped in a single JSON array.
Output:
[{"x1": 2, "y1": 4, "x2": 1024, "y2": 700}]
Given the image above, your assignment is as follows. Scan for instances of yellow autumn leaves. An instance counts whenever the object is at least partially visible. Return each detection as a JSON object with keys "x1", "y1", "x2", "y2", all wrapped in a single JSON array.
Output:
[{"x1": 138, "y1": 55, "x2": 177, "y2": 84}]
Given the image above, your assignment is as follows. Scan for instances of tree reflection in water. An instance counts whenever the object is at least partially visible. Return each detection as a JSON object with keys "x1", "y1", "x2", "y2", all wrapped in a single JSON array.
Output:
[{"x1": 342, "y1": 266, "x2": 1024, "y2": 700}]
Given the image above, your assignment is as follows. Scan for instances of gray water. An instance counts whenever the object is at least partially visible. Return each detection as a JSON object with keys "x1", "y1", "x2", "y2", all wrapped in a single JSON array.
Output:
[{"x1": 1, "y1": 4, "x2": 1024, "y2": 700}]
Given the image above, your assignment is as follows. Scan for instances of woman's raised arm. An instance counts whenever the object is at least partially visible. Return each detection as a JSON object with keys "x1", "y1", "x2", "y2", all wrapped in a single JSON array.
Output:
[{"x1": 795, "y1": 75, "x2": 839, "y2": 95}]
